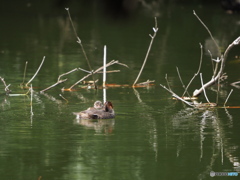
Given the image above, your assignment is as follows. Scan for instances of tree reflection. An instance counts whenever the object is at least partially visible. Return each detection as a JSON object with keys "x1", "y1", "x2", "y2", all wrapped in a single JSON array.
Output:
[
  {"x1": 74, "y1": 118, "x2": 115, "y2": 135},
  {"x1": 171, "y1": 106, "x2": 240, "y2": 178}
]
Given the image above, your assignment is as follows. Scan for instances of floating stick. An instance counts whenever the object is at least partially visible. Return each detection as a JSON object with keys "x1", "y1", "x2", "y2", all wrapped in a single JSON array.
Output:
[{"x1": 26, "y1": 56, "x2": 45, "y2": 87}]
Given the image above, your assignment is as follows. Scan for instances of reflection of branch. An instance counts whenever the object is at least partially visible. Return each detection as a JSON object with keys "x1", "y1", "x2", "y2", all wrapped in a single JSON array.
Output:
[
  {"x1": 74, "y1": 118, "x2": 115, "y2": 135},
  {"x1": 133, "y1": 88, "x2": 142, "y2": 103},
  {"x1": 41, "y1": 92, "x2": 63, "y2": 104},
  {"x1": 230, "y1": 81, "x2": 240, "y2": 89}
]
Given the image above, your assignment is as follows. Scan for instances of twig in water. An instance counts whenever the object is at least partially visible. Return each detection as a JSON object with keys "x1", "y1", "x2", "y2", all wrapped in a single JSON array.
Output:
[
  {"x1": 103, "y1": 45, "x2": 107, "y2": 88},
  {"x1": 182, "y1": 43, "x2": 203, "y2": 97},
  {"x1": 208, "y1": 50, "x2": 215, "y2": 75},
  {"x1": 40, "y1": 79, "x2": 68, "y2": 93},
  {"x1": 103, "y1": 88, "x2": 106, "y2": 103},
  {"x1": 132, "y1": 17, "x2": 158, "y2": 86},
  {"x1": 0, "y1": 76, "x2": 11, "y2": 94},
  {"x1": 58, "y1": 68, "x2": 79, "y2": 82},
  {"x1": 230, "y1": 81, "x2": 240, "y2": 89},
  {"x1": 21, "y1": 61, "x2": 28, "y2": 86},
  {"x1": 200, "y1": 73, "x2": 211, "y2": 104},
  {"x1": 68, "y1": 60, "x2": 128, "y2": 90},
  {"x1": 224, "y1": 89, "x2": 233, "y2": 107},
  {"x1": 165, "y1": 74, "x2": 172, "y2": 91},
  {"x1": 26, "y1": 56, "x2": 45, "y2": 87},
  {"x1": 193, "y1": 10, "x2": 220, "y2": 54},
  {"x1": 160, "y1": 84, "x2": 194, "y2": 107},
  {"x1": 136, "y1": 79, "x2": 155, "y2": 86},
  {"x1": 193, "y1": 36, "x2": 240, "y2": 97},
  {"x1": 176, "y1": 66, "x2": 190, "y2": 97},
  {"x1": 30, "y1": 84, "x2": 34, "y2": 116},
  {"x1": 41, "y1": 68, "x2": 81, "y2": 93},
  {"x1": 65, "y1": 8, "x2": 97, "y2": 89}
]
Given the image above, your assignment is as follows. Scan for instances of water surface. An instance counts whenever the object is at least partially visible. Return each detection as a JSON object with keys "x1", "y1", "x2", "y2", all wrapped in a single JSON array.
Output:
[{"x1": 0, "y1": 1, "x2": 240, "y2": 180}]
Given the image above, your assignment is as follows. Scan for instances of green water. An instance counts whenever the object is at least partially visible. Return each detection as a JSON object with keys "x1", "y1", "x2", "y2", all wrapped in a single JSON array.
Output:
[{"x1": 0, "y1": 1, "x2": 240, "y2": 180}]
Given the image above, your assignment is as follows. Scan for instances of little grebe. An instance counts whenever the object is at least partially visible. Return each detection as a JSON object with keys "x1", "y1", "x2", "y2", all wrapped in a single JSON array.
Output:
[{"x1": 73, "y1": 101, "x2": 115, "y2": 119}]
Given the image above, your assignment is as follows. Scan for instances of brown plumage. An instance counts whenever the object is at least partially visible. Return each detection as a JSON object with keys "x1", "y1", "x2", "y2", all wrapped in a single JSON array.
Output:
[{"x1": 73, "y1": 101, "x2": 115, "y2": 119}]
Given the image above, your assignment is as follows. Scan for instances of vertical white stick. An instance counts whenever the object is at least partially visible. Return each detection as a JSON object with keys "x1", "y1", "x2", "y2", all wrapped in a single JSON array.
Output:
[
  {"x1": 103, "y1": 88, "x2": 106, "y2": 104},
  {"x1": 103, "y1": 45, "x2": 107, "y2": 88},
  {"x1": 103, "y1": 45, "x2": 107, "y2": 103},
  {"x1": 30, "y1": 84, "x2": 34, "y2": 116}
]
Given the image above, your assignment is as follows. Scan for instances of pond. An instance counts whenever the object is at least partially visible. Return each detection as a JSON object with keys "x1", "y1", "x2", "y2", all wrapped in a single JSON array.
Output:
[{"x1": 0, "y1": 1, "x2": 240, "y2": 180}]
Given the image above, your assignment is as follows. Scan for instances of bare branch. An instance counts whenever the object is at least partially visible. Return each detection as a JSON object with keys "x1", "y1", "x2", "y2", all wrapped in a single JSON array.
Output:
[
  {"x1": 40, "y1": 79, "x2": 67, "y2": 93},
  {"x1": 193, "y1": 37, "x2": 240, "y2": 97},
  {"x1": 132, "y1": 17, "x2": 158, "y2": 86},
  {"x1": 65, "y1": 8, "x2": 97, "y2": 89},
  {"x1": 26, "y1": 56, "x2": 45, "y2": 87},
  {"x1": 193, "y1": 10, "x2": 220, "y2": 54},
  {"x1": 58, "y1": 68, "x2": 79, "y2": 82},
  {"x1": 182, "y1": 43, "x2": 203, "y2": 97},
  {"x1": 0, "y1": 77, "x2": 11, "y2": 94},
  {"x1": 200, "y1": 73, "x2": 210, "y2": 103},
  {"x1": 160, "y1": 84, "x2": 194, "y2": 107},
  {"x1": 68, "y1": 60, "x2": 128, "y2": 90},
  {"x1": 176, "y1": 66, "x2": 190, "y2": 97}
]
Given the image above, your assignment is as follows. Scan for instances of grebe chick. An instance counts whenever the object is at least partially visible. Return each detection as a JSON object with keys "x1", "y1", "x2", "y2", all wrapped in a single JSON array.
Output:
[{"x1": 73, "y1": 101, "x2": 115, "y2": 119}]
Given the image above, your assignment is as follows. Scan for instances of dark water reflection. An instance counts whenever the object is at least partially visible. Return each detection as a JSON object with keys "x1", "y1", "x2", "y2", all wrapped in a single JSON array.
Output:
[{"x1": 0, "y1": 1, "x2": 240, "y2": 180}]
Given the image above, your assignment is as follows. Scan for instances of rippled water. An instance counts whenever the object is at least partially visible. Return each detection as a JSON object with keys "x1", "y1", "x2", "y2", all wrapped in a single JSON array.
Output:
[{"x1": 0, "y1": 1, "x2": 240, "y2": 180}]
